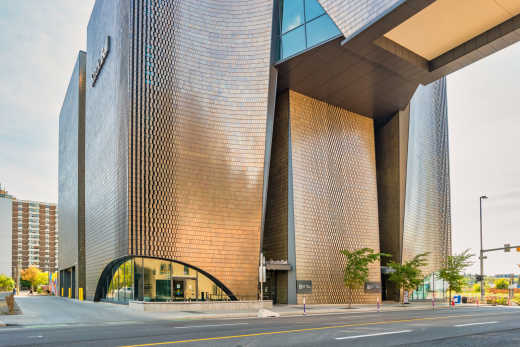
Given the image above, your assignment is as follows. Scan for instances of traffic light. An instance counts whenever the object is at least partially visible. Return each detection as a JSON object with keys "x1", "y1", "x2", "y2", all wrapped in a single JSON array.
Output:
[
  {"x1": 476, "y1": 275, "x2": 484, "y2": 281},
  {"x1": 517, "y1": 247, "x2": 520, "y2": 252},
  {"x1": 505, "y1": 244, "x2": 511, "y2": 252}
]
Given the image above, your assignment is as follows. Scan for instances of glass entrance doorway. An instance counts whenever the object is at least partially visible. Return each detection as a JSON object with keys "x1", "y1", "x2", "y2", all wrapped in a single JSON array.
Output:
[{"x1": 172, "y1": 279, "x2": 184, "y2": 300}]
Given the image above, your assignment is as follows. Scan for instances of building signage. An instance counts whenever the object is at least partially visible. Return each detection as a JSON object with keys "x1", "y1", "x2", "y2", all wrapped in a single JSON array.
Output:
[
  {"x1": 364, "y1": 281, "x2": 381, "y2": 293},
  {"x1": 296, "y1": 280, "x2": 312, "y2": 294},
  {"x1": 91, "y1": 36, "x2": 110, "y2": 87}
]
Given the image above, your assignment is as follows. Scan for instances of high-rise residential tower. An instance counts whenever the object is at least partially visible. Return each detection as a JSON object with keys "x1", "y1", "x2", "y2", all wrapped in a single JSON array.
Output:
[
  {"x1": 58, "y1": 0, "x2": 520, "y2": 304},
  {"x1": 0, "y1": 185, "x2": 58, "y2": 284}
]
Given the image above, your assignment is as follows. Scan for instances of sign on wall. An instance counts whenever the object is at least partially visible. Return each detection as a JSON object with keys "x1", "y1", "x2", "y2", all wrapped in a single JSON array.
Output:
[
  {"x1": 91, "y1": 36, "x2": 110, "y2": 87},
  {"x1": 364, "y1": 282, "x2": 381, "y2": 293},
  {"x1": 296, "y1": 280, "x2": 312, "y2": 294}
]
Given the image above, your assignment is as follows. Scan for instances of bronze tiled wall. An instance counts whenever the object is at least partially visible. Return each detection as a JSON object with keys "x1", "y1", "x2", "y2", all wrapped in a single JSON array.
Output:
[
  {"x1": 127, "y1": 0, "x2": 274, "y2": 300},
  {"x1": 266, "y1": 91, "x2": 382, "y2": 304},
  {"x1": 289, "y1": 91, "x2": 381, "y2": 304}
]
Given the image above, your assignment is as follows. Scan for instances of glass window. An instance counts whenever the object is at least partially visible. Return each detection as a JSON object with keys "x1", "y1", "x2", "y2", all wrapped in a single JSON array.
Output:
[
  {"x1": 278, "y1": 0, "x2": 341, "y2": 61},
  {"x1": 281, "y1": 0, "x2": 304, "y2": 33},
  {"x1": 116, "y1": 266, "x2": 123, "y2": 302},
  {"x1": 306, "y1": 14, "x2": 341, "y2": 48},
  {"x1": 281, "y1": 25, "x2": 306, "y2": 59},
  {"x1": 100, "y1": 257, "x2": 232, "y2": 303},
  {"x1": 304, "y1": 0, "x2": 325, "y2": 21}
]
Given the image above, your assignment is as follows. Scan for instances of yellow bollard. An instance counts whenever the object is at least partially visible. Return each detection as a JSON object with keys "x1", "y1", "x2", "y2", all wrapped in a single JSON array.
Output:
[
  {"x1": 68, "y1": 288, "x2": 71, "y2": 298},
  {"x1": 61, "y1": 287, "x2": 64, "y2": 297},
  {"x1": 79, "y1": 288, "x2": 83, "y2": 301}
]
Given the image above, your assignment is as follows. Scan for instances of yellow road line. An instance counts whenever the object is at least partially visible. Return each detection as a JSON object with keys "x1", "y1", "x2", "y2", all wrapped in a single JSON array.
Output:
[{"x1": 120, "y1": 313, "x2": 481, "y2": 346}]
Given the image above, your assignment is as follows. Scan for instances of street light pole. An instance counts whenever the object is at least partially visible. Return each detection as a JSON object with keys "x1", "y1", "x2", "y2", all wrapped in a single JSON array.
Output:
[{"x1": 479, "y1": 195, "x2": 488, "y2": 302}]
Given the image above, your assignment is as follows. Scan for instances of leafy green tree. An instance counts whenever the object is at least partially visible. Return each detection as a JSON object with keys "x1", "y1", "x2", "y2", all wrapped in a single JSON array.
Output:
[
  {"x1": 0, "y1": 274, "x2": 15, "y2": 291},
  {"x1": 340, "y1": 248, "x2": 390, "y2": 308},
  {"x1": 494, "y1": 278, "x2": 509, "y2": 290},
  {"x1": 473, "y1": 283, "x2": 481, "y2": 293},
  {"x1": 20, "y1": 279, "x2": 31, "y2": 290},
  {"x1": 438, "y1": 249, "x2": 474, "y2": 303},
  {"x1": 36, "y1": 272, "x2": 49, "y2": 287},
  {"x1": 388, "y1": 253, "x2": 429, "y2": 304}
]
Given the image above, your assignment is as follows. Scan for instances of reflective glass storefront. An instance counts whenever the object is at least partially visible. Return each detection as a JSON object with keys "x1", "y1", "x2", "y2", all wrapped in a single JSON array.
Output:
[
  {"x1": 278, "y1": 0, "x2": 341, "y2": 60},
  {"x1": 96, "y1": 257, "x2": 233, "y2": 304}
]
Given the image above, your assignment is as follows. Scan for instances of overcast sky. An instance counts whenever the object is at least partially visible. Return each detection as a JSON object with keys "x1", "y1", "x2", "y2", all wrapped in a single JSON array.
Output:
[{"x1": 1, "y1": 2, "x2": 519, "y2": 276}]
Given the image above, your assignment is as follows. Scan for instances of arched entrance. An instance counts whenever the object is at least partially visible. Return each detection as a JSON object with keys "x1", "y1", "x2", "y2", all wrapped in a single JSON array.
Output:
[{"x1": 94, "y1": 256, "x2": 237, "y2": 303}]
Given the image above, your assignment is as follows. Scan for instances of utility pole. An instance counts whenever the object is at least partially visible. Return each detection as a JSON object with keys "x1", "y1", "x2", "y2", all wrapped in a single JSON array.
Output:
[{"x1": 479, "y1": 195, "x2": 488, "y2": 302}]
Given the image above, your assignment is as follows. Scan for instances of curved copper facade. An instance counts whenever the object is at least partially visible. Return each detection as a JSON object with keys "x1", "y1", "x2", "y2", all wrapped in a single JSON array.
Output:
[{"x1": 128, "y1": 0, "x2": 274, "y2": 300}]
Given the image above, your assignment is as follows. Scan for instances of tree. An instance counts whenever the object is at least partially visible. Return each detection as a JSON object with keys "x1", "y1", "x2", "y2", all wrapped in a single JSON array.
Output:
[
  {"x1": 21, "y1": 267, "x2": 46, "y2": 291},
  {"x1": 340, "y1": 248, "x2": 390, "y2": 309},
  {"x1": 438, "y1": 249, "x2": 474, "y2": 303},
  {"x1": 494, "y1": 278, "x2": 509, "y2": 290},
  {"x1": 0, "y1": 274, "x2": 15, "y2": 291},
  {"x1": 388, "y1": 253, "x2": 429, "y2": 304}
]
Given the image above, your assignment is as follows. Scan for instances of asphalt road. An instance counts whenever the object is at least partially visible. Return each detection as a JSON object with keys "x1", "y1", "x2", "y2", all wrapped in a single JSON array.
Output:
[{"x1": 1, "y1": 305, "x2": 520, "y2": 346}]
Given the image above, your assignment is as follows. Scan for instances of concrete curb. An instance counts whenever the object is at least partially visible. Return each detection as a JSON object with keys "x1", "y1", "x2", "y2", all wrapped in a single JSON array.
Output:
[{"x1": 146, "y1": 304, "x2": 459, "y2": 321}]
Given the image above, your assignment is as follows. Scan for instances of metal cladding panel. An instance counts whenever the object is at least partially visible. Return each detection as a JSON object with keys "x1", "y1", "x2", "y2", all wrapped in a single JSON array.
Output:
[
  {"x1": 403, "y1": 77, "x2": 451, "y2": 274},
  {"x1": 263, "y1": 93, "x2": 289, "y2": 263},
  {"x1": 288, "y1": 91, "x2": 381, "y2": 304},
  {"x1": 317, "y1": 0, "x2": 402, "y2": 40},
  {"x1": 58, "y1": 52, "x2": 85, "y2": 273},
  {"x1": 375, "y1": 113, "x2": 401, "y2": 263},
  {"x1": 85, "y1": 0, "x2": 130, "y2": 300},
  {"x1": 129, "y1": 0, "x2": 273, "y2": 300}
]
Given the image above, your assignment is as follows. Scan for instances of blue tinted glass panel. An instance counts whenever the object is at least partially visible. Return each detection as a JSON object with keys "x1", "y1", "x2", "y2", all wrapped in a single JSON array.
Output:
[
  {"x1": 281, "y1": 25, "x2": 306, "y2": 59},
  {"x1": 304, "y1": 0, "x2": 325, "y2": 21},
  {"x1": 281, "y1": 0, "x2": 305, "y2": 33},
  {"x1": 306, "y1": 15, "x2": 340, "y2": 48}
]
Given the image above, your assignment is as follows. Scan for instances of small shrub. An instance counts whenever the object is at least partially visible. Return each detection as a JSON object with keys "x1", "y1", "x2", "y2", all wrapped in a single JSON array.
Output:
[
  {"x1": 494, "y1": 279, "x2": 510, "y2": 290},
  {"x1": 495, "y1": 297, "x2": 508, "y2": 305}
]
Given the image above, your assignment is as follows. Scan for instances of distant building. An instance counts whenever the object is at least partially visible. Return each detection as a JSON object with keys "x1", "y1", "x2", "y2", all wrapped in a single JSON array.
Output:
[
  {"x1": 0, "y1": 185, "x2": 58, "y2": 283},
  {"x1": 0, "y1": 186, "x2": 13, "y2": 278}
]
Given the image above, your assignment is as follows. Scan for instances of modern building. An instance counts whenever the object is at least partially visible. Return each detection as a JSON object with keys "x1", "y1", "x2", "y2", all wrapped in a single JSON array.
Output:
[
  {"x1": 58, "y1": 51, "x2": 86, "y2": 299},
  {"x1": 0, "y1": 185, "x2": 59, "y2": 283},
  {"x1": 58, "y1": 0, "x2": 520, "y2": 304}
]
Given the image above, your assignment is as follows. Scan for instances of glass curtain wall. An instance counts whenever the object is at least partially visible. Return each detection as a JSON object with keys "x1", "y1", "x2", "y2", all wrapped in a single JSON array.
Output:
[
  {"x1": 279, "y1": 0, "x2": 341, "y2": 60},
  {"x1": 410, "y1": 272, "x2": 448, "y2": 301},
  {"x1": 101, "y1": 257, "x2": 231, "y2": 304}
]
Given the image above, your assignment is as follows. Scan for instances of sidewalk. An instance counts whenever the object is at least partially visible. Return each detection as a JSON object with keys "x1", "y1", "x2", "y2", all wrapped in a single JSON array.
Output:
[
  {"x1": 0, "y1": 295, "x2": 463, "y2": 328},
  {"x1": 4, "y1": 295, "x2": 515, "y2": 328}
]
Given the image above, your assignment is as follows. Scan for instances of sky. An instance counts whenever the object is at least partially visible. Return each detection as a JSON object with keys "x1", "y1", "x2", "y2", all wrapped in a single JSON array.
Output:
[
  {"x1": 0, "y1": 2, "x2": 519, "y2": 276},
  {"x1": 0, "y1": 0, "x2": 95, "y2": 202}
]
